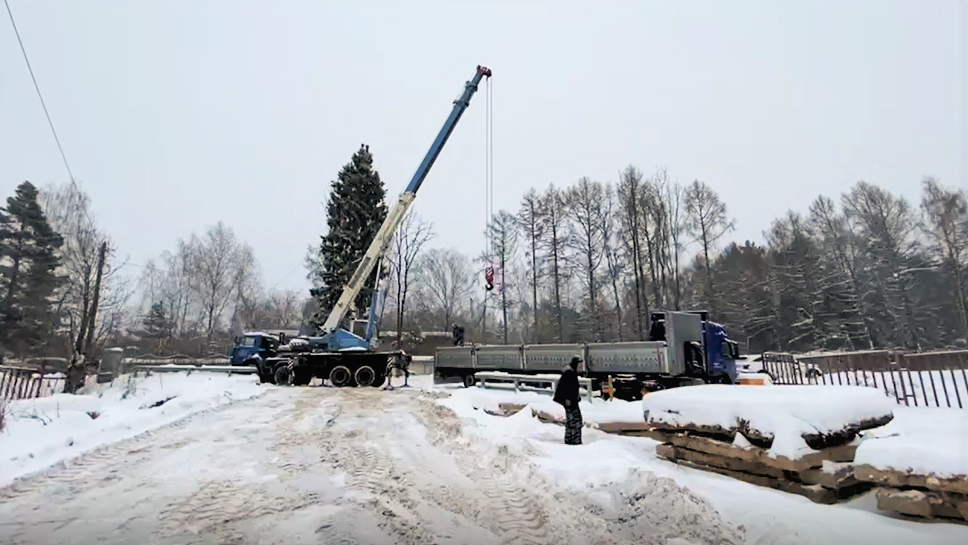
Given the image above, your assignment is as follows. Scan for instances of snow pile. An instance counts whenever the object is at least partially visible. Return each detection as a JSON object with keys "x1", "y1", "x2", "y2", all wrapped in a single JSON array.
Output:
[
  {"x1": 0, "y1": 371, "x2": 264, "y2": 486},
  {"x1": 855, "y1": 407, "x2": 968, "y2": 478},
  {"x1": 641, "y1": 385, "x2": 896, "y2": 459}
]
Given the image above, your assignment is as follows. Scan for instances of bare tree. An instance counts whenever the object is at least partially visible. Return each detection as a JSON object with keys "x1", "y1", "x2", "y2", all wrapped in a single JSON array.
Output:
[
  {"x1": 540, "y1": 184, "x2": 569, "y2": 342},
  {"x1": 602, "y1": 183, "x2": 625, "y2": 340},
  {"x1": 566, "y1": 177, "x2": 606, "y2": 339},
  {"x1": 387, "y1": 210, "x2": 435, "y2": 342},
  {"x1": 684, "y1": 179, "x2": 734, "y2": 316},
  {"x1": 232, "y1": 243, "x2": 263, "y2": 329},
  {"x1": 186, "y1": 222, "x2": 254, "y2": 340},
  {"x1": 233, "y1": 289, "x2": 302, "y2": 332},
  {"x1": 920, "y1": 177, "x2": 968, "y2": 340},
  {"x1": 639, "y1": 173, "x2": 665, "y2": 309},
  {"x1": 664, "y1": 179, "x2": 687, "y2": 310},
  {"x1": 486, "y1": 210, "x2": 519, "y2": 344},
  {"x1": 415, "y1": 247, "x2": 474, "y2": 330},
  {"x1": 618, "y1": 165, "x2": 648, "y2": 339},
  {"x1": 38, "y1": 182, "x2": 133, "y2": 357},
  {"x1": 517, "y1": 188, "x2": 544, "y2": 342}
]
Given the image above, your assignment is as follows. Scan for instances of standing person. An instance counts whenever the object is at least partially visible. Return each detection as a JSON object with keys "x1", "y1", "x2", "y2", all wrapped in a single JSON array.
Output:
[
  {"x1": 383, "y1": 341, "x2": 411, "y2": 389},
  {"x1": 553, "y1": 356, "x2": 584, "y2": 445}
]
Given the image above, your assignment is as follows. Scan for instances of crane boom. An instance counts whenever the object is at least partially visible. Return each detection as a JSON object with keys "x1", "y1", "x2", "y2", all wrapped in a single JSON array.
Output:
[{"x1": 320, "y1": 65, "x2": 493, "y2": 335}]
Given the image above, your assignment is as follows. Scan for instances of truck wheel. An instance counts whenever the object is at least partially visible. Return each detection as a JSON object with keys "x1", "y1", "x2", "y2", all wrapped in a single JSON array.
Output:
[
  {"x1": 354, "y1": 365, "x2": 377, "y2": 387},
  {"x1": 274, "y1": 366, "x2": 292, "y2": 386},
  {"x1": 462, "y1": 374, "x2": 476, "y2": 388},
  {"x1": 329, "y1": 365, "x2": 352, "y2": 388}
]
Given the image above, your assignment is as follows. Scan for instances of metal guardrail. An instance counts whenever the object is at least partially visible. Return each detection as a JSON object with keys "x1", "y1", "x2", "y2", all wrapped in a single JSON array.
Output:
[
  {"x1": 474, "y1": 371, "x2": 595, "y2": 403},
  {"x1": 133, "y1": 365, "x2": 257, "y2": 375}
]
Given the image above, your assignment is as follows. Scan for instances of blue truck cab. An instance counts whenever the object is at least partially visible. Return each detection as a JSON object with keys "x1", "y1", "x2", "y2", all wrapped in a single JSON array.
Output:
[
  {"x1": 229, "y1": 332, "x2": 280, "y2": 366},
  {"x1": 703, "y1": 320, "x2": 741, "y2": 384},
  {"x1": 649, "y1": 310, "x2": 741, "y2": 384}
]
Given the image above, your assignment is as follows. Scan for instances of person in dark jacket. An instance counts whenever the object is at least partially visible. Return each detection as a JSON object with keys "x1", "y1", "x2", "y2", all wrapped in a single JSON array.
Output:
[{"x1": 553, "y1": 356, "x2": 583, "y2": 445}]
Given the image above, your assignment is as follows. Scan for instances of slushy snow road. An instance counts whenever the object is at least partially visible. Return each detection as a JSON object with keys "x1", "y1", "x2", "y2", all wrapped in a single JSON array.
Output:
[{"x1": 0, "y1": 382, "x2": 743, "y2": 545}]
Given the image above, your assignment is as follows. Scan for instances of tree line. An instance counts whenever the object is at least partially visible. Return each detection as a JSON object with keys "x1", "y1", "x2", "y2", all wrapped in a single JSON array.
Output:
[
  {"x1": 3, "y1": 146, "x2": 964, "y2": 362},
  {"x1": 1, "y1": 181, "x2": 135, "y2": 360},
  {"x1": 343, "y1": 160, "x2": 966, "y2": 354},
  {"x1": 0, "y1": 180, "x2": 307, "y2": 360}
]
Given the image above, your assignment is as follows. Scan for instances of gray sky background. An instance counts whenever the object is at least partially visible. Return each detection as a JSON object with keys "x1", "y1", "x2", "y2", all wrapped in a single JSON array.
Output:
[{"x1": 2, "y1": 0, "x2": 965, "y2": 297}]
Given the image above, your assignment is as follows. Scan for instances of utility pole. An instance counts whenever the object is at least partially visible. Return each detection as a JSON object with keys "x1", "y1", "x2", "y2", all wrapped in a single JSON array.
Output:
[
  {"x1": 83, "y1": 241, "x2": 108, "y2": 357},
  {"x1": 65, "y1": 241, "x2": 107, "y2": 394}
]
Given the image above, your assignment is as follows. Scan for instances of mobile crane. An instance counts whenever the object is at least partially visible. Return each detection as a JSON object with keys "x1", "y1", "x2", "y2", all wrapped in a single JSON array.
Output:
[{"x1": 235, "y1": 65, "x2": 493, "y2": 388}]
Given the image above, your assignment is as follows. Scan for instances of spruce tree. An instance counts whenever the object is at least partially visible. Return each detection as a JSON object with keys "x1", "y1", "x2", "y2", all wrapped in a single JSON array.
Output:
[
  {"x1": 0, "y1": 181, "x2": 64, "y2": 353},
  {"x1": 143, "y1": 301, "x2": 171, "y2": 338},
  {"x1": 310, "y1": 144, "x2": 388, "y2": 330}
]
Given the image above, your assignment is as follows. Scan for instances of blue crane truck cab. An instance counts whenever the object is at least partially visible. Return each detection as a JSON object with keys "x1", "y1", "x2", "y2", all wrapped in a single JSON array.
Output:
[{"x1": 229, "y1": 332, "x2": 279, "y2": 366}]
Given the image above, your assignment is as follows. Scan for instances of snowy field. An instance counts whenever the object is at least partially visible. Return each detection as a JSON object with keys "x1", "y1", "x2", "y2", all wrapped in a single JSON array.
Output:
[{"x1": 0, "y1": 371, "x2": 966, "y2": 545}]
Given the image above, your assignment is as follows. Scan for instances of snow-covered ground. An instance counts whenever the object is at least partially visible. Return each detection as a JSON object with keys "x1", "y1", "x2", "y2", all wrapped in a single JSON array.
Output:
[
  {"x1": 0, "y1": 371, "x2": 264, "y2": 487},
  {"x1": 438, "y1": 380, "x2": 968, "y2": 544},
  {"x1": 0, "y1": 371, "x2": 966, "y2": 545}
]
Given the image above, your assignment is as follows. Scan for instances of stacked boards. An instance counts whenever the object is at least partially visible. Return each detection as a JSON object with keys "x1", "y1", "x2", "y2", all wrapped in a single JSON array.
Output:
[{"x1": 640, "y1": 385, "x2": 894, "y2": 504}]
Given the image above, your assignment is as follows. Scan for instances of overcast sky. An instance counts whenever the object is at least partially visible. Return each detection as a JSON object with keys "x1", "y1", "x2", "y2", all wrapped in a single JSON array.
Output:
[{"x1": 2, "y1": 0, "x2": 965, "y2": 297}]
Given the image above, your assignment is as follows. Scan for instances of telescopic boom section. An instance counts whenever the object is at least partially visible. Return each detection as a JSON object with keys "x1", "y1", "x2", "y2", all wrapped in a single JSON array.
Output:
[{"x1": 320, "y1": 65, "x2": 493, "y2": 334}]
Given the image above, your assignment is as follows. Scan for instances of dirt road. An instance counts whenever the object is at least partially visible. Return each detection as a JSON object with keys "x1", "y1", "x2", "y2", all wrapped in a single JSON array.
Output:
[{"x1": 0, "y1": 385, "x2": 744, "y2": 545}]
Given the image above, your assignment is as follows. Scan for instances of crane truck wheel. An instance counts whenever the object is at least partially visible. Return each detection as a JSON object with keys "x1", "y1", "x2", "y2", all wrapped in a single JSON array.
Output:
[
  {"x1": 274, "y1": 365, "x2": 293, "y2": 386},
  {"x1": 329, "y1": 365, "x2": 353, "y2": 388},
  {"x1": 354, "y1": 365, "x2": 377, "y2": 387}
]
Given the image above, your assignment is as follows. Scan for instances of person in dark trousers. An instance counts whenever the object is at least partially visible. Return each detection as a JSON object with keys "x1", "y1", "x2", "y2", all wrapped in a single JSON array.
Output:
[
  {"x1": 553, "y1": 356, "x2": 583, "y2": 445},
  {"x1": 383, "y1": 341, "x2": 411, "y2": 389},
  {"x1": 452, "y1": 323, "x2": 465, "y2": 346}
]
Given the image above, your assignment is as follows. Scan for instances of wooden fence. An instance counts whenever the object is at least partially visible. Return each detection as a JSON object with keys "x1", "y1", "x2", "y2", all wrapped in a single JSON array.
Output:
[{"x1": 0, "y1": 366, "x2": 65, "y2": 401}]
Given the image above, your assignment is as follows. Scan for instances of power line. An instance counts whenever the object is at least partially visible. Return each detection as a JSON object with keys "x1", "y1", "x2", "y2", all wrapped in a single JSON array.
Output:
[{"x1": 4, "y1": 0, "x2": 76, "y2": 184}]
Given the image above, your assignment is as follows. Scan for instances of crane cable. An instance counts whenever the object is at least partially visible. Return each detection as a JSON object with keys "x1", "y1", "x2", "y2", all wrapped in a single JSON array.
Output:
[{"x1": 483, "y1": 76, "x2": 495, "y2": 293}]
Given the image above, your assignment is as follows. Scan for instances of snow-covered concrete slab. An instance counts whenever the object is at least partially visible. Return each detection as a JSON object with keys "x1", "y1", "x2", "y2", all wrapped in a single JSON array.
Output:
[
  {"x1": 641, "y1": 384, "x2": 895, "y2": 459},
  {"x1": 854, "y1": 407, "x2": 968, "y2": 495}
]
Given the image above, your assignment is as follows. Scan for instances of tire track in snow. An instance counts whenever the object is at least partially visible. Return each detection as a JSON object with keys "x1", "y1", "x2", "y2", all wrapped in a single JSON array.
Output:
[
  {"x1": 411, "y1": 395, "x2": 745, "y2": 545},
  {"x1": 412, "y1": 395, "x2": 554, "y2": 545},
  {"x1": 315, "y1": 389, "x2": 437, "y2": 545}
]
